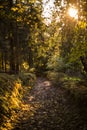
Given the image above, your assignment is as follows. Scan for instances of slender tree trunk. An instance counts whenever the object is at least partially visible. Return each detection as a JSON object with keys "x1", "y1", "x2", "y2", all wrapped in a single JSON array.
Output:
[
  {"x1": 9, "y1": 35, "x2": 16, "y2": 74},
  {"x1": 8, "y1": 0, "x2": 13, "y2": 8},
  {"x1": 8, "y1": 0, "x2": 16, "y2": 73},
  {"x1": 15, "y1": 19, "x2": 20, "y2": 74},
  {"x1": 28, "y1": 46, "x2": 33, "y2": 68},
  {"x1": 1, "y1": 52, "x2": 4, "y2": 71},
  {"x1": 80, "y1": 56, "x2": 87, "y2": 73},
  {"x1": 4, "y1": 51, "x2": 7, "y2": 72}
]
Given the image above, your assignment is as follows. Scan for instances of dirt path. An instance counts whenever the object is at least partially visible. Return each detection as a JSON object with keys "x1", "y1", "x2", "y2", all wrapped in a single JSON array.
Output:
[{"x1": 12, "y1": 78, "x2": 87, "y2": 130}]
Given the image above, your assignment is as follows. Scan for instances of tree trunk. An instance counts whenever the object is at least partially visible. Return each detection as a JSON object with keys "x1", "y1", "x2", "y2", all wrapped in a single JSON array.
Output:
[
  {"x1": 4, "y1": 51, "x2": 7, "y2": 72},
  {"x1": 9, "y1": 35, "x2": 16, "y2": 74},
  {"x1": 80, "y1": 56, "x2": 87, "y2": 73},
  {"x1": 28, "y1": 46, "x2": 33, "y2": 68},
  {"x1": 15, "y1": 20, "x2": 20, "y2": 74},
  {"x1": 1, "y1": 52, "x2": 4, "y2": 71}
]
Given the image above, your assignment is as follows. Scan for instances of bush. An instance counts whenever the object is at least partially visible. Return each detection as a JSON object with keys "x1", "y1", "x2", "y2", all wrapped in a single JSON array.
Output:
[{"x1": 47, "y1": 71, "x2": 66, "y2": 86}]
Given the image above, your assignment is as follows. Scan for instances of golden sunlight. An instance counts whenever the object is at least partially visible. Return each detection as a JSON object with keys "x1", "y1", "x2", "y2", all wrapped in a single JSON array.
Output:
[{"x1": 68, "y1": 7, "x2": 78, "y2": 19}]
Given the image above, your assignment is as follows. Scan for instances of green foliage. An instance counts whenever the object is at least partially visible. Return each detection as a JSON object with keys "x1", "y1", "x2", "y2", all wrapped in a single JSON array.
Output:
[
  {"x1": 47, "y1": 56, "x2": 67, "y2": 73},
  {"x1": 47, "y1": 69, "x2": 87, "y2": 107},
  {"x1": 18, "y1": 72, "x2": 36, "y2": 86},
  {"x1": 47, "y1": 53, "x2": 83, "y2": 78},
  {"x1": 52, "y1": 0, "x2": 87, "y2": 76},
  {"x1": 69, "y1": 21, "x2": 87, "y2": 62},
  {"x1": 63, "y1": 76, "x2": 87, "y2": 105}
]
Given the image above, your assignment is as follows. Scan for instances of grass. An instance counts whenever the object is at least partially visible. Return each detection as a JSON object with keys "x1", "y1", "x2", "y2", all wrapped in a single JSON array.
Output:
[
  {"x1": 0, "y1": 72, "x2": 36, "y2": 130},
  {"x1": 0, "y1": 73, "x2": 22, "y2": 130}
]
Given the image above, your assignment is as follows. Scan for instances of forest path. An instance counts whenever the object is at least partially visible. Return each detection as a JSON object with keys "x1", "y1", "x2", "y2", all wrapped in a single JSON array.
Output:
[{"x1": 12, "y1": 77, "x2": 87, "y2": 130}]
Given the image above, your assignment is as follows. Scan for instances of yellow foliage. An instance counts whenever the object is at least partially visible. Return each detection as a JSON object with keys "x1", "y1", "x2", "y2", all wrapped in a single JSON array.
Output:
[
  {"x1": 15, "y1": 82, "x2": 21, "y2": 89},
  {"x1": 10, "y1": 96, "x2": 19, "y2": 108},
  {"x1": 29, "y1": 0, "x2": 36, "y2": 3},
  {"x1": 16, "y1": 4, "x2": 21, "y2": 8},
  {"x1": 22, "y1": 62, "x2": 29, "y2": 70},
  {"x1": 0, "y1": 6, "x2": 3, "y2": 9},
  {"x1": 78, "y1": 21, "x2": 87, "y2": 28},
  {"x1": 17, "y1": 17, "x2": 22, "y2": 22},
  {"x1": 0, "y1": 74, "x2": 22, "y2": 128},
  {"x1": 27, "y1": 22, "x2": 30, "y2": 24},
  {"x1": 11, "y1": 7, "x2": 18, "y2": 12},
  {"x1": 18, "y1": 8, "x2": 24, "y2": 13}
]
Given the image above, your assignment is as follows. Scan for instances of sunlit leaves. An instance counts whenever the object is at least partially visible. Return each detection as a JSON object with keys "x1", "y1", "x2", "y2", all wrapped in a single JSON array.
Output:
[
  {"x1": 22, "y1": 62, "x2": 29, "y2": 70},
  {"x1": 0, "y1": 73, "x2": 22, "y2": 129},
  {"x1": 78, "y1": 21, "x2": 87, "y2": 29},
  {"x1": 11, "y1": 7, "x2": 18, "y2": 12},
  {"x1": 51, "y1": 0, "x2": 87, "y2": 74}
]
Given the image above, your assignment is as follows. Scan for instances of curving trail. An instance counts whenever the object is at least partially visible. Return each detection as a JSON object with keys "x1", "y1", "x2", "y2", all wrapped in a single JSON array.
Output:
[{"x1": 12, "y1": 77, "x2": 87, "y2": 130}]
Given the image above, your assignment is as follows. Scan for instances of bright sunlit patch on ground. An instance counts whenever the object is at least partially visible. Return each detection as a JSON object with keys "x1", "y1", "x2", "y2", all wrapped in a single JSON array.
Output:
[
  {"x1": 43, "y1": 81, "x2": 51, "y2": 87},
  {"x1": 68, "y1": 7, "x2": 78, "y2": 19},
  {"x1": 29, "y1": 96, "x2": 34, "y2": 101}
]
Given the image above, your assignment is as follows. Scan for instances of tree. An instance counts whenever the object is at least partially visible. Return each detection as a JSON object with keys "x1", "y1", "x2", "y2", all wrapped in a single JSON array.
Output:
[
  {"x1": 0, "y1": 0, "x2": 46, "y2": 74},
  {"x1": 49, "y1": 0, "x2": 87, "y2": 75}
]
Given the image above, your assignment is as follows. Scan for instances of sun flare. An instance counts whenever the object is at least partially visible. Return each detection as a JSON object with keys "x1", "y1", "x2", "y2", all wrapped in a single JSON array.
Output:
[{"x1": 68, "y1": 7, "x2": 78, "y2": 19}]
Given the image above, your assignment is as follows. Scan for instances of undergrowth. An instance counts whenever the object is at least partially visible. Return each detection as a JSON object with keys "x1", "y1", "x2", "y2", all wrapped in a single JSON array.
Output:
[
  {"x1": 0, "y1": 72, "x2": 36, "y2": 130},
  {"x1": 47, "y1": 71, "x2": 87, "y2": 105}
]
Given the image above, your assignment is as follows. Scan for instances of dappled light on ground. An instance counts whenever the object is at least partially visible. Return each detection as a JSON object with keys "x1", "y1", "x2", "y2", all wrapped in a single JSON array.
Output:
[
  {"x1": 43, "y1": 81, "x2": 51, "y2": 87},
  {"x1": 28, "y1": 96, "x2": 34, "y2": 101}
]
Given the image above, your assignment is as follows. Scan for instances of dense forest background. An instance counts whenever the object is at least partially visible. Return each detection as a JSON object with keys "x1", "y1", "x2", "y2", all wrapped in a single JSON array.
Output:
[
  {"x1": 0, "y1": 0, "x2": 87, "y2": 129},
  {"x1": 0, "y1": 0, "x2": 87, "y2": 75}
]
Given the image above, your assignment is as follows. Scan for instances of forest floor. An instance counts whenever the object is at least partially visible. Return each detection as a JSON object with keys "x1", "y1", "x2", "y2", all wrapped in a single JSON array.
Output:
[{"x1": 12, "y1": 77, "x2": 87, "y2": 130}]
